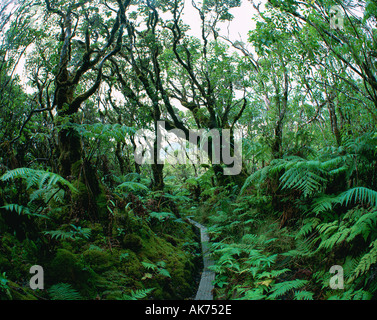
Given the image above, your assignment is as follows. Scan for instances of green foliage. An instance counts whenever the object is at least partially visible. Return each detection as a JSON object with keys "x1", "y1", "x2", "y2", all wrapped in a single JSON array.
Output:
[
  {"x1": 348, "y1": 239, "x2": 377, "y2": 282},
  {"x1": 0, "y1": 168, "x2": 78, "y2": 194},
  {"x1": 141, "y1": 261, "x2": 171, "y2": 278},
  {"x1": 43, "y1": 224, "x2": 91, "y2": 241},
  {"x1": 268, "y1": 279, "x2": 308, "y2": 299},
  {"x1": 0, "y1": 168, "x2": 79, "y2": 220},
  {"x1": 74, "y1": 123, "x2": 136, "y2": 143},
  {"x1": 120, "y1": 288, "x2": 154, "y2": 300},
  {"x1": 116, "y1": 181, "x2": 149, "y2": 193},
  {"x1": 48, "y1": 283, "x2": 83, "y2": 300},
  {"x1": 0, "y1": 272, "x2": 11, "y2": 299}
]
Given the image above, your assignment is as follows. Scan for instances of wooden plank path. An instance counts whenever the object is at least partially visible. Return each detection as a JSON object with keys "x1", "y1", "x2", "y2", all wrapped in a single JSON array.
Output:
[{"x1": 187, "y1": 218, "x2": 215, "y2": 300}]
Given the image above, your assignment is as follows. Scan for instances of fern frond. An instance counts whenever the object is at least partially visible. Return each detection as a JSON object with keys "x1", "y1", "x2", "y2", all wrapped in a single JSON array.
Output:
[
  {"x1": 42, "y1": 230, "x2": 75, "y2": 240},
  {"x1": 1, "y1": 204, "x2": 30, "y2": 215},
  {"x1": 0, "y1": 168, "x2": 78, "y2": 193},
  {"x1": 347, "y1": 209, "x2": 377, "y2": 242},
  {"x1": 157, "y1": 268, "x2": 171, "y2": 278},
  {"x1": 268, "y1": 279, "x2": 308, "y2": 299},
  {"x1": 337, "y1": 187, "x2": 377, "y2": 209},
  {"x1": 141, "y1": 261, "x2": 157, "y2": 271},
  {"x1": 48, "y1": 283, "x2": 82, "y2": 300},
  {"x1": 120, "y1": 288, "x2": 154, "y2": 300},
  {"x1": 294, "y1": 290, "x2": 314, "y2": 300},
  {"x1": 0, "y1": 203, "x2": 49, "y2": 218},
  {"x1": 116, "y1": 181, "x2": 149, "y2": 192},
  {"x1": 311, "y1": 195, "x2": 338, "y2": 215},
  {"x1": 348, "y1": 239, "x2": 377, "y2": 283},
  {"x1": 295, "y1": 218, "x2": 320, "y2": 239},
  {"x1": 279, "y1": 160, "x2": 327, "y2": 197}
]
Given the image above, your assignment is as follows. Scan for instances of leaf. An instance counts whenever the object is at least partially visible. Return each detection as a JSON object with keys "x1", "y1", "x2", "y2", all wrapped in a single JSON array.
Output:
[
  {"x1": 48, "y1": 283, "x2": 82, "y2": 300},
  {"x1": 269, "y1": 279, "x2": 308, "y2": 299},
  {"x1": 116, "y1": 181, "x2": 149, "y2": 192},
  {"x1": 120, "y1": 288, "x2": 154, "y2": 300},
  {"x1": 294, "y1": 290, "x2": 314, "y2": 300},
  {"x1": 141, "y1": 261, "x2": 157, "y2": 271},
  {"x1": 0, "y1": 168, "x2": 78, "y2": 194},
  {"x1": 158, "y1": 268, "x2": 171, "y2": 278},
  {"x1": 142, "y1": 273, "x2": 153, "y2": 280}
]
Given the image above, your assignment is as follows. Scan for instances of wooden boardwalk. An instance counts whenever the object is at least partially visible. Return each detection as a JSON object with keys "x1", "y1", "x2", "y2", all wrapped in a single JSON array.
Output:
[{"x1": 187, "y1": 218, "x2": 215, "y2": 300}]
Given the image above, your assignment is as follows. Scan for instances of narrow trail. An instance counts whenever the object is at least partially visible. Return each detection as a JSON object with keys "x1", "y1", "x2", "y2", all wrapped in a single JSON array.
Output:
[{"x1": 187, "y1": 218, "x2": 215, "y2": 300}]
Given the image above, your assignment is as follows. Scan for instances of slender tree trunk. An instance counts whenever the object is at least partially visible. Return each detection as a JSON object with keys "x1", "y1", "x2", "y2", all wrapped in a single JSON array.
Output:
[
  {"x1": 55, "y1": 69, "x2": 82, "y2": 177},
  {"x1": 152, "y1": 119, "x2": 164, "y2": 191},
  {"x1": 328, "y1": 100, "x2": 342, "y2": 147}
]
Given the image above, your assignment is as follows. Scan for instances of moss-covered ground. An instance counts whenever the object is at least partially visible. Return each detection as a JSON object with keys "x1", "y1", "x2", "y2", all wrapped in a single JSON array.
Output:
[{"x1": 0, "y1": 188, "x2": 202, "y2": 300}]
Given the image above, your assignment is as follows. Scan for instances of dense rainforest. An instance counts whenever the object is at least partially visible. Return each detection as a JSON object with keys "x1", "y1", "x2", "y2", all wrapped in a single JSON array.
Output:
[{"x1": 0, "y1": 0, "x2": 377, "y2": 301}]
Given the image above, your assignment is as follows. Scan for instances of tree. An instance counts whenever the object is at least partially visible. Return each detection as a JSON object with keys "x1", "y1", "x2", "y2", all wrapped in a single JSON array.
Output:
[{"x1": 26, "y1": 0, "x2": 127, "y2": 178}]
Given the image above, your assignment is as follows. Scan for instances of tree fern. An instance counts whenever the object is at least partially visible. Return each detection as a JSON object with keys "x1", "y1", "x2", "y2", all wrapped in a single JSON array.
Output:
[
  {"x1": 311, "y1": 194, "x2": 339, "y2": 215},
  {"x1": 0, "y1": 168, "x2": 78, "y2": 194},
  {"x1": 279, "y1": 160, "x2": 328, "y2": 197},
  {"x1": 337, "y1": 187, "x2": 377, "y2": 209},
  {"x1": 312, "y1": 187, "x2": 377, "y2": 215},
  {"x1": 0, "y1": 204, "x2": 49, "y2": 218}
]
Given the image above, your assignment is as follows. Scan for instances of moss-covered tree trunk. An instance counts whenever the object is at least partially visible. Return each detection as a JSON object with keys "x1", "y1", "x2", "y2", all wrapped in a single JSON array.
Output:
[{"x1": 55, "y1": 73, "x2": 82, "y2": 178}]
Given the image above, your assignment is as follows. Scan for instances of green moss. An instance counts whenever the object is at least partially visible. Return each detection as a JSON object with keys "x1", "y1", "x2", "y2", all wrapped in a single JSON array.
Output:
[
  {"x1": 71, "y1": 160, "x2": 83, "y2": 177},
  {"x1": 49, "y1": 249, "x2": 84, "y2": 284},
  {"x1": 122, "y1": 234, "x2": 143, "y2": 252},
  {"x1": 8, "y1": 281, "x2": 38, "y2": 300},
  {"x1": 82, "y1": 246, "x2": 115, "y2": 273},
  {"x1": 0, "y1": 254, "x2": 11, "y2": 271},
  {"x1": 118, "y1": 250, "x2": 143, "y2": 278}
]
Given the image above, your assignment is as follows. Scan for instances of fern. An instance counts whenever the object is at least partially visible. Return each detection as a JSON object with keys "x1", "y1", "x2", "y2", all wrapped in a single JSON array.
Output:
[
  {"x1": 337, "y1": 187, "x2": 377, "y2": 209},
  {"x1": 238, "y1": 287, "x2": 267, "y2": 300},
  {"x1": 157, "y1": 268, "x2": 171, "y2": 278},
  {"x1": 348, "y1": 239, "x2": 377, "y2": 283},
  {"x1": 279, "y1": 160, "x2": 327, "y2": 197},
  {"x1": 48, "y1": 283, "x2": 82, "y2": 300},
  {"x1": 268, "y1": 279, "x2": 308, "y2": 299},
  {"x1": 43, "y1": 230, "x2": 76, "y2": 241},
  {"x1": 311, "y1": 194, "x2": 339, "y2": 215},
  {"x1": 0, "y1": 168, "x2": 78, "y2": 194},
  {"x1": 141, "y1": 261, "x2": 157, "y2": 271},
  {"x1": 328, "y1": 288, "x2": 372, "y2": 300},
  {"x1": 312, "y1": 187, "x2": 377, "y2": 216},
  {"x1": 149, "y1": 211, "x2": 175, "y2": 221},
  {"x1": 346, "y1": 209, "x2": 377, "y2": 242},
  {"x1": 1, "y1": 204, "x2": 30, "y2": 216},
  {"x1": 294, "y1": 290, "x2": 314, "y2": 300},
  {"x1": 0, "y1": 204, "x2": 49, "y2": 218},
  {"x1": 42, "y1": 225, "x2": 91, "y2": 241},
  {"x1": 116, "y1": 181, "x2": 149, "y2": 193},
  {"x1": 120, "y1": 288, "x2": 154, "y2": 300},
  {"x1": 295, "y1": 218, "x2": 320, "y2": 239}
]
